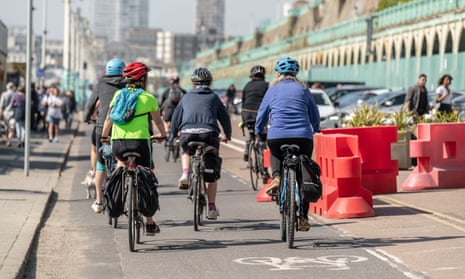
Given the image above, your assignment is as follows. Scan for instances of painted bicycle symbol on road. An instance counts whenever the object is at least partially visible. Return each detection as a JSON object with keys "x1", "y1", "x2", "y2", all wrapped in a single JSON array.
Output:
[{"x1": 233, "y1": 255, "x2": 368, "y2": 271}]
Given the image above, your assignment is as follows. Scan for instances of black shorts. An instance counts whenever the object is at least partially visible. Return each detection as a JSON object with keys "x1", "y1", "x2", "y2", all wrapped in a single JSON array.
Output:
[
  {"x1": 111, "y1": 139, "x2": 152, "y2": 168},
  {"x1": 179, "y1": 132, "x2": 219, "y2": 155}
]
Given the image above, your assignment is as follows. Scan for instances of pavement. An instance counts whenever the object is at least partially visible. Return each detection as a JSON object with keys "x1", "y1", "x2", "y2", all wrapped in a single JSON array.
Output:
[
  {"x1": 0, "y1": 120, "x2": 79, "y2": 279},
  {"x1": 0, "y1": 120, "x2": 464, "y2": 279}
]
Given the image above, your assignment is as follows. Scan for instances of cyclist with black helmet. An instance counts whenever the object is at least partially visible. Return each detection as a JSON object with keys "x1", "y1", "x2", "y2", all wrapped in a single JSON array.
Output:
[
  {"x1": 160, "y1": 76, "x2": 186, "y2": 128},
  {"x1": 84, "y1": 58, "x2": 126, "y2": 214},
  {"x1": 101, "y1": 62, "x2": 166, "y2": 235},
  {"x1": 170, "y1": 67, "x2": 231, "y2": 220},
  {"x1": 241, "y1": 65, "x2": 271, "y2": 181},
  {"x1": 255, "y1": 57, "x2": 320, "y2": 231}
]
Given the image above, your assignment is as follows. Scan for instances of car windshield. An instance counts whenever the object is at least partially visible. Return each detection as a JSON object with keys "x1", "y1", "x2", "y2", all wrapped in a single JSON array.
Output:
[{"x1": 312, "y1": 92, "x2": 332, "y2": 106}]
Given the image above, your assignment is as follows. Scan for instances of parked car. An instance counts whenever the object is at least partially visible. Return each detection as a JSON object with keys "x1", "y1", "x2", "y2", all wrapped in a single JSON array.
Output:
[
  {"x1": 311, "y1": 88, "x2": 340, "y2": 129},
  {"x1": 452, "y1": 94, "x2": 465, "y2": 121},
  {"x1": 325, "y1": 85, "x2": 383, "y2": 103}
]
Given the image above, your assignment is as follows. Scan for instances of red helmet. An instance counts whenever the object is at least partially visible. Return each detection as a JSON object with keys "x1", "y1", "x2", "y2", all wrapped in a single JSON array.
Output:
[{"x1": 122, "y1": 62, "x2": 150, "y2": 81}]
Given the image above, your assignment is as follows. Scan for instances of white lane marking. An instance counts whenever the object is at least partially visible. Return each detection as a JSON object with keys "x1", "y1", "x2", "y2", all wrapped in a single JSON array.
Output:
[
  {"x1": 233, "y1": 255, "x2": 368, "y2": 271},
  {"x1": 221, "y1": 136, "x2": 246, "y2": 153}
]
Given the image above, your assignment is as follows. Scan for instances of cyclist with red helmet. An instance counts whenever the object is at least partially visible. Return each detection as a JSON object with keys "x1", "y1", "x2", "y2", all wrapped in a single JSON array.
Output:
[
  {"x1": 170, "y1": 67, "x2": 231, "y2": 220},
  {"x1": 101, "y1": 62, "x2": 166, "y2": 235},
  {"x1": 255, "y1": 57, "x2": 320, "y2": 231}
]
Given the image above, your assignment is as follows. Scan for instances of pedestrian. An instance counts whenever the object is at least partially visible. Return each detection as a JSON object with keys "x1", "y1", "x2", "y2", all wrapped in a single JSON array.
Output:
[
  {"x1": 10, "y1": 85, "x2": 26, "y2": 147},
  {"x1": 84, "y1": 58, "x2": 126, "y2": 214},
  {"x1": 435, "y1": 74, "x2": 453, "y2": 114},
  {"x1": 405, "y1": 73, "x2": 430, "y2": 122},
  {"x1": 0, "y1": 82, "x2": 17, "y2": 147},
  {"x1": 44, "y1": 85, "x2": 63, "y2": 143},
  {"x1": 36, "y1": 85, "x2": 49, "y2": 132},
  {"x1": 62, "y1": 90, "x2": 77, "y2": 129},
  {"x1": 170, "y1": 67, "x2": 231, "y2": 220},
  {"x1": 255, "y1": 57, "x2": 320, "y2": 231},
  {"x1": 226, "y1": 84, "x2": 237, "y2": 114}
]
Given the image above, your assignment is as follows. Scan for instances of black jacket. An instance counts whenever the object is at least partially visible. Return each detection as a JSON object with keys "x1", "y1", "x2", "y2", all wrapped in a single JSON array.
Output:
[
  {"x1": 241, "y1": 79, "x2": 268, "y2": 111},
  {"x1": 170, "y1": 86, "x2": 231, "y2": 139},
  {"x1": 84, "y1": 75, "x2": 125, "y2": 126}
]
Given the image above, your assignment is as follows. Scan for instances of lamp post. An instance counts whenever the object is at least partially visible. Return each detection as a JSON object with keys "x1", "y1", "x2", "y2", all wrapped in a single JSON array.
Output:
[{"x1": 24, "y1": 0, "x2": 33, "y2": 175}]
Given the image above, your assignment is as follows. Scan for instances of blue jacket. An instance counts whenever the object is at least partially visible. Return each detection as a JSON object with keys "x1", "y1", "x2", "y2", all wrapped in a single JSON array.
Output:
[
  {"x1": 170, "y1": 86, "x2": 232, "y2": 139},
  {"x1": 255, "y1": 79, "x2": 320, "y2": 140}
]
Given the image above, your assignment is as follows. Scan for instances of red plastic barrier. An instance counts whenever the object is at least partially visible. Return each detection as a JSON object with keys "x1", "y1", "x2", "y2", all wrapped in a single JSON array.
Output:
[
  {"x1": 322, "y1": 126, "x2": 398, "y2": 194},
  {"x1": 402, "y1": 123, "x2": 465, "y2": 190},
  {"x1": 310, "y1": 133, "x2": 374, "y2": 219}
]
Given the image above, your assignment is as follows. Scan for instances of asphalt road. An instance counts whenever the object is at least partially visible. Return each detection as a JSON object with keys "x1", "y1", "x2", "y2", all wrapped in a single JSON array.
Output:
[{"x1": 22, "y1": 120, "x2": 417, "y2": 279}]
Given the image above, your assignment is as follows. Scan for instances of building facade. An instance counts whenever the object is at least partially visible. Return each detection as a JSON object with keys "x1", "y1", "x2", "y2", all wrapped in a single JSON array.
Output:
[
  {"x1": 195, "y1": 0, "x2": 225, "y2": 50},
  {"x1": 90, "y1": 0, "x2": 149, "y2": 42}
]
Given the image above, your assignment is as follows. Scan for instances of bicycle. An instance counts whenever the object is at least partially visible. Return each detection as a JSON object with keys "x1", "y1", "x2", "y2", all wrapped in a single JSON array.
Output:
[
  {"x1": 120, "y1": 136, "x2": 165, "y2": 252},
  {"x1": 100, "y1": 144, "x2": 119, "y2": 228},
  {"x1": 276, "y1": 144, "x2": 305, "y2": 249},
  {"x1": 164, "y1": 136, "x2": 180, "y2": 163},
  {"x1": 241, "y1": 120, "x2": 269, "y2": 190},
  {"x1": 187, "y1": 141, "x2": 209, "y2": 231}
]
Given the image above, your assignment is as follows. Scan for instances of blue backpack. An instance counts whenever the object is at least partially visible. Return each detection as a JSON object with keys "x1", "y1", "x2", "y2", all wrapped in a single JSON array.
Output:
[{"x1": 109, "y1": 87, "x2": 147, "y2": 124}]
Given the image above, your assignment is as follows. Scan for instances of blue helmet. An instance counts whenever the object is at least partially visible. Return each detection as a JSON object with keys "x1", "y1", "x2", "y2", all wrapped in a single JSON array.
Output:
[
  {"x1": 274, "y1": 57, "x2": 299, "y2": 74},
  {"x1": 105, "y1": 58, "x2": 125, "y2": 76}
]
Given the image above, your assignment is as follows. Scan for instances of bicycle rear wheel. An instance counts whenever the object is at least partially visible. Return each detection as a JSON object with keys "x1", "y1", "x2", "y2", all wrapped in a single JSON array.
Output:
[
  {"x1": 248, "y1": 143, "x2": 259, "y2": 191},
  {"x1": 164, "y1": 142, "x2": 171, "y2": 162},
  {"x1": 173, "y1": 142, "x2": 180, "y2": 162},
  {"x1": 286, "y1": 168, "x2": 297, "y2": 248},
  {"x1": 127, "y1": 175, "x2": 136, "y2": 252}
]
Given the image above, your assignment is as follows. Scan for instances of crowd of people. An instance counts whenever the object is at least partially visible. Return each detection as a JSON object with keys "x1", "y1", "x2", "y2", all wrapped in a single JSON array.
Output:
[{"x1": 0, "y1": 82, "x2": 76, "y2": 147}]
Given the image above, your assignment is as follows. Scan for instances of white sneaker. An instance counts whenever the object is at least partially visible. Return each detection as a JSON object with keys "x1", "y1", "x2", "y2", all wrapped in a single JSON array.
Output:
[
  {"x1": 178, "y1": 174, "x2": 189, "y2": 190},
  {"x1": 91, "y1": 201, "x2": 104, "y2": 214},
  {"x1": 53, "y1": 137, "x2": 59, "y2": 143},
  {"x1": 207, "y1": 207, "x2": 220, "y2": 220}
]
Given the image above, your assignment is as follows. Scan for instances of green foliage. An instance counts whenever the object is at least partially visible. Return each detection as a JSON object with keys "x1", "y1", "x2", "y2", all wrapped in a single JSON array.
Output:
[
  {"x1": 389, "y1": 106, "x2": 411, "y2": 131},
  {"x1": 419, "y1": 110, "x2": 460, "y2": 123},
  {"x1": 344, "y1": 104, "x2": 386, "y2": 127},
  {"x1": 377, "y1": 0, "x2": 413, "y2": 11}
]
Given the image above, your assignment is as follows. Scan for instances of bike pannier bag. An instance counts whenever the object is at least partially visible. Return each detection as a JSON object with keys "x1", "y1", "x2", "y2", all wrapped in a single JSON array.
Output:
[
  {"x1": 203, "y1": 146, "x2": 222, "y2": 182},
  {"x1": 300, "y1": 154, "x2": 322, "y2": 202}
]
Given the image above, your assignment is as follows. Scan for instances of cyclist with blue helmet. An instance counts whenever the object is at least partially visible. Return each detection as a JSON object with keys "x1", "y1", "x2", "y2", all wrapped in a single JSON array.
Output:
[
  {"x1": 255, "y1": 56, "x2": 320, "y2": 231},
  {"x1": 170, "y1": 67, "x2": 231, "y2": 220},
  {"x1": 84, "y1": 58, "x2": 126, "y2": 214}
]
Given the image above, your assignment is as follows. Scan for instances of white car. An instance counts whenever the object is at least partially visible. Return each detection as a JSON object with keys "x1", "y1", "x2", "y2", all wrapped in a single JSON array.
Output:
[{"x1": 311, "y1": 88, "x2": 340, "y2": 129}]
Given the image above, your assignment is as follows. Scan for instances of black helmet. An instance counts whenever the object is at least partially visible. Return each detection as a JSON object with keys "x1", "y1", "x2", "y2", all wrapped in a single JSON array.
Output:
[
  {"x1": 250, "y1": 65, "x2": 266, "y2": 77},
  {"x1": 191, "y1": 67, "x2": 212, "y2": 84},
  {"x1": 170, "y1": 76, "x2": 180, "y2": 83}
]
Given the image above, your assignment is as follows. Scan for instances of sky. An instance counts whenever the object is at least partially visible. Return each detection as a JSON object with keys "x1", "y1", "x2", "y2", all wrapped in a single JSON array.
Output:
[{"x1": 0, "y1": 0, "x2": 289, "y2": 40}]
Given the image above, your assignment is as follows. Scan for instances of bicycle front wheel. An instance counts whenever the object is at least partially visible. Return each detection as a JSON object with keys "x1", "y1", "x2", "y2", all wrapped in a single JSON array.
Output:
[
  {"x1": 127, "y1": 175, "x2": 136, "y2": 252},
  {"x1": 286, "y1": 168, "x2": 297, "y2": 248},
  {"x1": 248, "y1": 143, "x2": 259, "y2": 191}
]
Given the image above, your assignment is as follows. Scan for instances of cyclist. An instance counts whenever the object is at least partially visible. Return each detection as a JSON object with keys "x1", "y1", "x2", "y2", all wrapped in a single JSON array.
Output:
[
  {"x1": 241, "y1": 64, "x2": 270, "y2": 182},
  {"x1": 101, "y1": 61, "x2": 167, "y2": 235},
  {"x1": 255, "y1": 57, "x2": 320, "y2": 231},
  {"x1": 170, "y1": 67, "x2": 231, "y2": 220},
  {"x1": 84, "y1": 58, "x2": 126, "y2": 214},
  {"x1": 160, "y1": 76, "x2": 186, "y2": 128}
]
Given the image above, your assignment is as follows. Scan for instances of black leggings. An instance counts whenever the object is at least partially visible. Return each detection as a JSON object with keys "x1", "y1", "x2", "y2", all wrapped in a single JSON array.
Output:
[{"x1": 267, "y1": 138, "x2": 313, "y2": 178}]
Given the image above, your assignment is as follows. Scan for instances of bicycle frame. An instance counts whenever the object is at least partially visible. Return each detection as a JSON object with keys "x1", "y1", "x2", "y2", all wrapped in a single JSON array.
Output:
[{"x1": 187, "y1": 141, "x2": 208, "y2": 231}]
